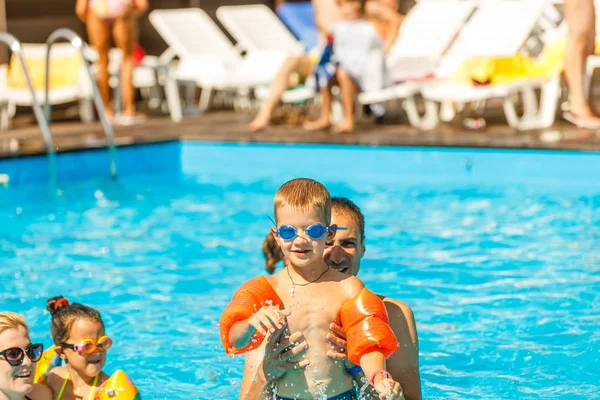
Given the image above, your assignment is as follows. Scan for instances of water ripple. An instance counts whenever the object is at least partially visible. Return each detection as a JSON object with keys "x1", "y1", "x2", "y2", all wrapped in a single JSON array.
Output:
[{"x1": 0, "y1": 150, "x2": 599, "y2": 399}]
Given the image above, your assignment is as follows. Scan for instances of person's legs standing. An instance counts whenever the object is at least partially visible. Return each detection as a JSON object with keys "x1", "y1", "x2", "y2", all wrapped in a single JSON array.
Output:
[
  {"x1": 304, "y1": 76, "x2": 334, "y2": 130},
  {"x1": 86, "y1": 12, "x2": 114, "y2": 118},
  {"x1": 250, "y1": 55, "x2": 313, "y2": 132},
  {"x1": 113, "y1": 16, "x2": 136, "y2": 117},
  {"x1": 334, "y1": 67, "x2": 357, "y2": 133},
  {"x1": 564, "y1": 0, "x2": 599, "y2": 122}
]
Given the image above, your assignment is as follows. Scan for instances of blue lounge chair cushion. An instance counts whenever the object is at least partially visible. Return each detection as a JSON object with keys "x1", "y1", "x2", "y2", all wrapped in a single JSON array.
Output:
[{"x1": 276, "y1": 2, "x2": 319, "y2": 52}]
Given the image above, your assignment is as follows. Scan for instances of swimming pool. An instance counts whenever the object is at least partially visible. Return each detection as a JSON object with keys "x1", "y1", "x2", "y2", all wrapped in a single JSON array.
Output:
[{"x1": 0, "y1": 142, "x2": 598, "y2": 399}]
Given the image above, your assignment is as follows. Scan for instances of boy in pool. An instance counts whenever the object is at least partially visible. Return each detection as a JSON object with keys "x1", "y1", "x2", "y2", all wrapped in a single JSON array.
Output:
[{"x1": 221, "y1": 178, "x2": 402, "y2": 399}]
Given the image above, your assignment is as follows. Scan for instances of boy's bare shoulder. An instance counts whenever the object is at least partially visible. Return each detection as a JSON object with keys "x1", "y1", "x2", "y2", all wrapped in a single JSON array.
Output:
[
  {"x1": 337, "y1": 274, "x2": 365, "y2": 298},
  {"x1": 265, "y1": 269, "x2": 285, "y2": 285},
  {"x1": 264, "y1": 269, "x2": 287, "y2": 293}
]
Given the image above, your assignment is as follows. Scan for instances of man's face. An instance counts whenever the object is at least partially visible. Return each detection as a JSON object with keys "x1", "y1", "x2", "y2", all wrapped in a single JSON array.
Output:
[{"x1": 324, "y1": 211, "x2": 365, "y2": 276}]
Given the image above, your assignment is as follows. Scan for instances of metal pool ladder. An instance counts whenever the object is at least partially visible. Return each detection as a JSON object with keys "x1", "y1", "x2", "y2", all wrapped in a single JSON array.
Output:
[
  {"x1": 45, "y1": 28, "x2": 118, "y2": 179},
  {"x1": 0, "y1": 33, "x2": 57, "y2": 185}
]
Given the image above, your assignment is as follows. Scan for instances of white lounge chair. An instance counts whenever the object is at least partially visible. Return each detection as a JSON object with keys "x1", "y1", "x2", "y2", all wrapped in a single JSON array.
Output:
[
  {"x1": 216, "y1": 4, "x2": 304, "y2": 56},
  {"x1": 1, "y1": 43, "x2": 94, "y2": 129},
  {"x1": 243, "y1": 0, "x2": 477, "y2": 123},
  {"x1": 419, "y1": 0, "x2": 561, "y2": 131},
  {"x1": 216, "y1": 4, "x2": 313, "y2": 106},
  {"x1": 149, "y1": 8, "x2": 288, "y2": 112},
  {"x1": 358, "y1": 0, "x2": 477, "y2": 129}
]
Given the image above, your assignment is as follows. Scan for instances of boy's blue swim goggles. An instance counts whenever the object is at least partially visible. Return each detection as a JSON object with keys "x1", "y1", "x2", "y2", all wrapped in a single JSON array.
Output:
[{"x1": 269, "y1": 217, "x2": 347, "y2": 240}]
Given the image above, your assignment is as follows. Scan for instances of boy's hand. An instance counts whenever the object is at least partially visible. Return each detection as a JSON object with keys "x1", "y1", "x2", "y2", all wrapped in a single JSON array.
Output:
[
  {"x1": 373, "y1": 377, "x2": 404, "y2": 400},
  {"x1": 262, "y1": 330, "x2": 310, "y2": 382},
  {"x1": 249, "y1": 306, "x2": 289, "y2": 336},
  {"x1": 326, "y1": 322, "x2": 348, "y2": 360}
]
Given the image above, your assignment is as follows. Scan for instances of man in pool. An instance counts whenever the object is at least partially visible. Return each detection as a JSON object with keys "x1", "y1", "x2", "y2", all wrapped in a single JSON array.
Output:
[{"x1": 240, "y1": 197, "x2": 421, "y2": 399}]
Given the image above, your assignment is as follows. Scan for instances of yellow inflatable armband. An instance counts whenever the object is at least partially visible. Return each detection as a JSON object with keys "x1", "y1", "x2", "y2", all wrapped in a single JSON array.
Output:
[
  {"x1": 94, "y1": 370, "x2": 140, "y2": 400},
  {"x1": 34, "y1": 345, "x2": 57, "y2": 385}
]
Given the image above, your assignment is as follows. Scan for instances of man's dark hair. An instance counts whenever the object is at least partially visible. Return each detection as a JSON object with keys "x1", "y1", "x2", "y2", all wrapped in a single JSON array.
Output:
[{"x1": 331, "y1": 197, "x2": 365, "y2": 240}]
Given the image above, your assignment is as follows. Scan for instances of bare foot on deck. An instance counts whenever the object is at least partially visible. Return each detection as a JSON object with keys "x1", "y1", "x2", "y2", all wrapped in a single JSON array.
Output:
[
  {"x1": 303, "y1": 118, "x2": 331, "y2": 131},
  {"x1": 250, "y1": 112, "x2": 271, "y2": 132},
  {"x1": 563, "y1": 104, "x2": 600, "y2": 129},
  {"x1": 333, "y1": 119, "x2": 354, "y2": 134},
  {"x1": 104, "y1": 107, "x2": 115, "y2": 122}
]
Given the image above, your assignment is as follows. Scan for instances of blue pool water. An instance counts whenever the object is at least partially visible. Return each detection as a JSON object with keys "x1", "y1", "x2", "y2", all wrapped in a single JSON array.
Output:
[{"x1": 0, "y1": 142, "x2": 599, "y2": 399}]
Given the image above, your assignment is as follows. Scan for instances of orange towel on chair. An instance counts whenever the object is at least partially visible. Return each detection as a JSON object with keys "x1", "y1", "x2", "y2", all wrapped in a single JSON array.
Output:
[
  {"x1": 339, "y1": 288, "x2": 400, "y2": 365},
  {"x1": 220, "y1": 276, "x2": 283, "y2": 356}
]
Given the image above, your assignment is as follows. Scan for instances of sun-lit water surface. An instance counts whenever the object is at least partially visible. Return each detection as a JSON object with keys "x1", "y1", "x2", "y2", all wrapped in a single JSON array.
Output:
[{"x1": 0, "y1": 142, "x2": 599, "y2": 399}]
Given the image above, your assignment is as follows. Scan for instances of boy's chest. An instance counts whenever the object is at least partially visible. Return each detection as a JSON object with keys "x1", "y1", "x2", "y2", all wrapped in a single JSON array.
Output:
[{"x1": 279, "y1": 283, "x2": 346, "y2": 330}]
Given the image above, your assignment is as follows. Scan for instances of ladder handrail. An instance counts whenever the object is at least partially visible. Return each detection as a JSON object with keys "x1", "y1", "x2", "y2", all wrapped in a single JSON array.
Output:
[
  {"x1": 45, "y1": 28, "x2": 117, "y2": 179},
  {"x1": 0, "y1": 32, "x2": 57, "y2": 186}
]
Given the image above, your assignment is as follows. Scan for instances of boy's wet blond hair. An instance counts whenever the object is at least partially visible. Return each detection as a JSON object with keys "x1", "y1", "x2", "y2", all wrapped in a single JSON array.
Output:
[
  {"x1": 274, "y1": 178, "x2": 331, "y2": 225},
  {"x1": 0, "y1": 312, "x2": 30, "y2": 336}
]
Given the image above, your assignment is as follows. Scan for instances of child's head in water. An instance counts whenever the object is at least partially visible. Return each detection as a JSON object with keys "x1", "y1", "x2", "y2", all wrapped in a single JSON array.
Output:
[
  {"x1": 336, "y1": 0, "x2": 367, "y2": 20},
  {"x1": 47, "y1": 297, "x2": 110, "y2": 379},
  {"x1": 272, "y1": 178, "x2": 334, "y2": 269}
]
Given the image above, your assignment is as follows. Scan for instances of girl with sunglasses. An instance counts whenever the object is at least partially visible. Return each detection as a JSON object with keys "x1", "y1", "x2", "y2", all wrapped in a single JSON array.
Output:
[
  {"x1": 0, "y1": 312, "x2": 52, "y2": 400},
  {"x1": 43, "y1": 297, "x2": 112, "y2": 400}
]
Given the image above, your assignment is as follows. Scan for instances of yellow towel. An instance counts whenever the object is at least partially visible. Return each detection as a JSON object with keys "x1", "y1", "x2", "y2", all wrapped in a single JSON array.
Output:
[
  {"x1": 7, "y1": 51, "x2": 82, "y2": 90},
  {"x1": 452, "y1": 37, "x2": 585, "y2": 85}
]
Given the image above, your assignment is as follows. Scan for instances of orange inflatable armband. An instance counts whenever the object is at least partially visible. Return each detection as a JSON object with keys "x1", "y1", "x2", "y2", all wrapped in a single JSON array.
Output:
[
  {"x1": 220, "y1": 276, "x2": 283, "y2": 356},
  {"x1": 339, "y1": 288, "x2": 399, "y2": 365}
]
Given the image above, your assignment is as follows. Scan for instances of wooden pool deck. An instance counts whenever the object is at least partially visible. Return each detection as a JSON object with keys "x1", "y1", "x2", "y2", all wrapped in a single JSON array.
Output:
[{"x1": 1, "y1": 108, "x2": 600, "y2": 159}]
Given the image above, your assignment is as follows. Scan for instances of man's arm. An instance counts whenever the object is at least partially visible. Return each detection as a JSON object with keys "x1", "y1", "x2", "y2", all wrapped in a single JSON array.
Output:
[
  {"x1": 239, "y1": 350, "x2": 267, "y2": 400},
  {"x1": 366, "y1": 1, "x2": 405, "y2": 53},
  {"x1": 239, "y1": 365, "x2": 277, "y2": 400},
  {"x1": 239, "y1": 330, "x2": 310, "y2": 400},
  {"x1": 313, "y1": 0, "x2": 340, "y2": 35},
  {"x1": 384, "y1": 298, "x2": 421, "y2": 400}
]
